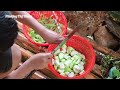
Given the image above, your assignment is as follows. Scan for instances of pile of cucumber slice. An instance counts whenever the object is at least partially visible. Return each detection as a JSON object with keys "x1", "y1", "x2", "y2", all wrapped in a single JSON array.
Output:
[{"x1": 52, "y1": 44, "x2": 86, "y2": 77}]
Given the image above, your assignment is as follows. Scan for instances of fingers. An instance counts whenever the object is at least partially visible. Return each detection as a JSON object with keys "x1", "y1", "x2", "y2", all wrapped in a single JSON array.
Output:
[
  {"x1": 43, "y1": 53, "x2": 53, "y2": 66},
  {"x1": 63, "y1": 35, "x2": 68, "y2": 37},
  {"x1": 54, "y1": 36, "x2": 65, "y2": 44},
  {"x1": 45, "y1": 53, "x2": 53, "y2": 59}
]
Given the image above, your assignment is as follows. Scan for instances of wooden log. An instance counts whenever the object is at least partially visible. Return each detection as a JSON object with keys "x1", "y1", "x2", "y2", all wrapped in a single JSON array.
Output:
[
  {"x1": 16, "y1": 44, "x2": 33, "y2": 58},
  {"x1": 17, "y1": 21, "x2": 24, "y2": 33},
  {"x1": 105, "y1": 17, "x2": 120, "y2": 39},
  {"x1": 19, "y1": 63, "x2": 50, "y2": 79},
  {"x1": 84, "y1": 72, "x2": 101, "y2": 79},
  {"x1": 68, "y1": 28, "x2": 120, "y2": 58},
  {"x1": 86, "y1": 37, "x2": 120, "y2": 58},
  {"x1": 31, "y1": 71, "x2": 50, "y2": 79},
  {"x1": 92, "y1": 64, "x2": 103, "y2": 78},
  {"x1": 16, "y1": 43, "x2": 35, "y2": 59},
  {"x1": 40, "y1": 68, "x2": 58, "y2": 79}
]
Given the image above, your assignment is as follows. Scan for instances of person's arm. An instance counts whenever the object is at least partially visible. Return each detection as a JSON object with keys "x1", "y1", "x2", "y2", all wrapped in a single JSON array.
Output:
[
  {"x1": 5, "y1": 59, "x2": 33, "y2": 79},
  {"x1": 11, "y1": 11, "x2": 64, "y2": 44},
  {"x1": 5, "y1": 53, "x2": 52, "y2": 79}
]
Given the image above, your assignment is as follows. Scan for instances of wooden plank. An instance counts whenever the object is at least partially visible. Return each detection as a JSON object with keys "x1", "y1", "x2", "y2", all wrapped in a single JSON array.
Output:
[
  {"x1": 31, "y1": 71, "x2": 51, "y2": 79},
  {"x1": 40, "y1": 68, "x2": 58, "y2": 79},
  {"x1": 84, "y1": 73, "x2": 101, "y2": 79},
  {"x1": 16, "y1": 44, "x2": 33, "y2": 58},
  {"x1": 19, "y1": 63, "x2": 50, "y2": 79},
  {"x1": 17, "y1": 21, "x2": 24, "y2": 33},
  {"x1": 92, "y1": 64, "x2": 103, "y2": 78}
]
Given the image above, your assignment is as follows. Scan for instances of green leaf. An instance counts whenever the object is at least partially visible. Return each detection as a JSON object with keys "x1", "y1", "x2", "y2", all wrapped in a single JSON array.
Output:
[
  {"x1": 107, "y1": 11, "x2": 120, "y2": 22},
  {"x1": 109, "y1": 66, "x2": 116, "y2": 78}
]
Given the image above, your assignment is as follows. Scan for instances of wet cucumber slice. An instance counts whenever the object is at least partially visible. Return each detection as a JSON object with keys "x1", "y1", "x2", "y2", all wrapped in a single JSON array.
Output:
[
  {"x1": 53, "y1": 44, "x2": 86, "y2": 77},
  {"x1": 29, "y1": 29, "x2": 45, "y2": 43},
  {"x1": 29, "y1": 14, "x2": 64, "y2": 43}
]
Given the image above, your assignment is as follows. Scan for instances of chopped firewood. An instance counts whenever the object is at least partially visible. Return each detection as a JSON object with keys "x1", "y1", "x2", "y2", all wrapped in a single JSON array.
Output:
[
  {"x1": 92, "y1": 64, "x2": 103, "y2": 78},
  {"x1": 105, "y1": 17, "x2": 120, "y2": 39},
  {"x1": 31, "y1": 71, "x2": 50, "y2": 79},
  {"x1": 65, "y1": 11, "x2": 106, "y2": 36},
  {"x1": 94, "y1": 26, "x2": 119, "y2": 50},
  {"x1": 68, "y1": 27, "x2": 120, "y2": 58},
  {"x1": 84, "y1": 73, "x2": 101, "y2": 79},
  {"x1": 40, "y1": 68, "x2": 58, "y2": 79},
  {"x1": 19, "y1": 63, "x2": 50, "y2": 79},
  {"x1": 16, "y1": 44, "x2": 33, "y2": 58},
  {"x1": 86, "y1": 38, "x2": 120, "y2": 58},
  {"x1": 17, "y1": 21, "x2": 24, "y2": 33}
]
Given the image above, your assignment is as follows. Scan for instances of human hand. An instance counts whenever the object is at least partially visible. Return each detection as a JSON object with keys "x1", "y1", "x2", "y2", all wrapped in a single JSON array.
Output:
[
  {"x1": 42, "y1": 29, "x2": 65, "y2": 44},
  {"x1": 29, "y1": 53, "x2": 53, "y2": 70}
]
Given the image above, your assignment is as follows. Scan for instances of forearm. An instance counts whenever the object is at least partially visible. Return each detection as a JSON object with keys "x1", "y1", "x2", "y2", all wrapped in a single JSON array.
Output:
[
  {"x1": 10, "y1": 11, "x2": 64, "y2": 44},
  {"x1": 5, "y1": 60, "x2": 34, "y2": 79},
  {"x1": 11, "y1": 11, "x2": 48, "y2": 37}
]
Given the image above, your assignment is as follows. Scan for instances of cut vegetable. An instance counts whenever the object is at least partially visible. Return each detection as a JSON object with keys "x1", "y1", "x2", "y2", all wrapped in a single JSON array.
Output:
[
  {"x1": 38, "y1": 15, "x2": 63, "y2": 35},
  {"x1": 29, "y1": 14, "x2": 64, "y2": 43},
  {"x1": 68, "y1": 72, "x2": 75, "y2": 77},
  {"x1": 70, "y1": 51, "x2": 79, "y2": 56},
  {"x1": 64, "y1": 60, "x2": 71, "y2": 67},
  {"x1": 54, "y1": 49, "x2": 60, "y2": 56},
  {"x1": 59, "y1": 63, "x2": 65, "y2": 69},
  {"x1": 67, "y1": 46, "x2": 74, "y2": 54},
  {"x1": 52, "y1": 44, "x2": 86, "y2": 78},
  {"x1": 60, "y1": 59, "x2": 66, "y2": 62},
  {"x1": 29, "y1": 29, "x2": 45, "y2": 43},
  {"x1": 73, "y1": 65, "x2": 80, "y2": 73},
  {"x1": 58, "y1": 52, "x2": 64, "y2": 60}
]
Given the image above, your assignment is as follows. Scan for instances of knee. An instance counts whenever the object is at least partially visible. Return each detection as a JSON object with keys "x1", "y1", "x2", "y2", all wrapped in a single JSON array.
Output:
[
  {"x1": 11, "y1": 44, "x2": 22, "y2": 70},
  {"x1": 0, "y1": 44, "x2": 22, "y2": 78}
]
